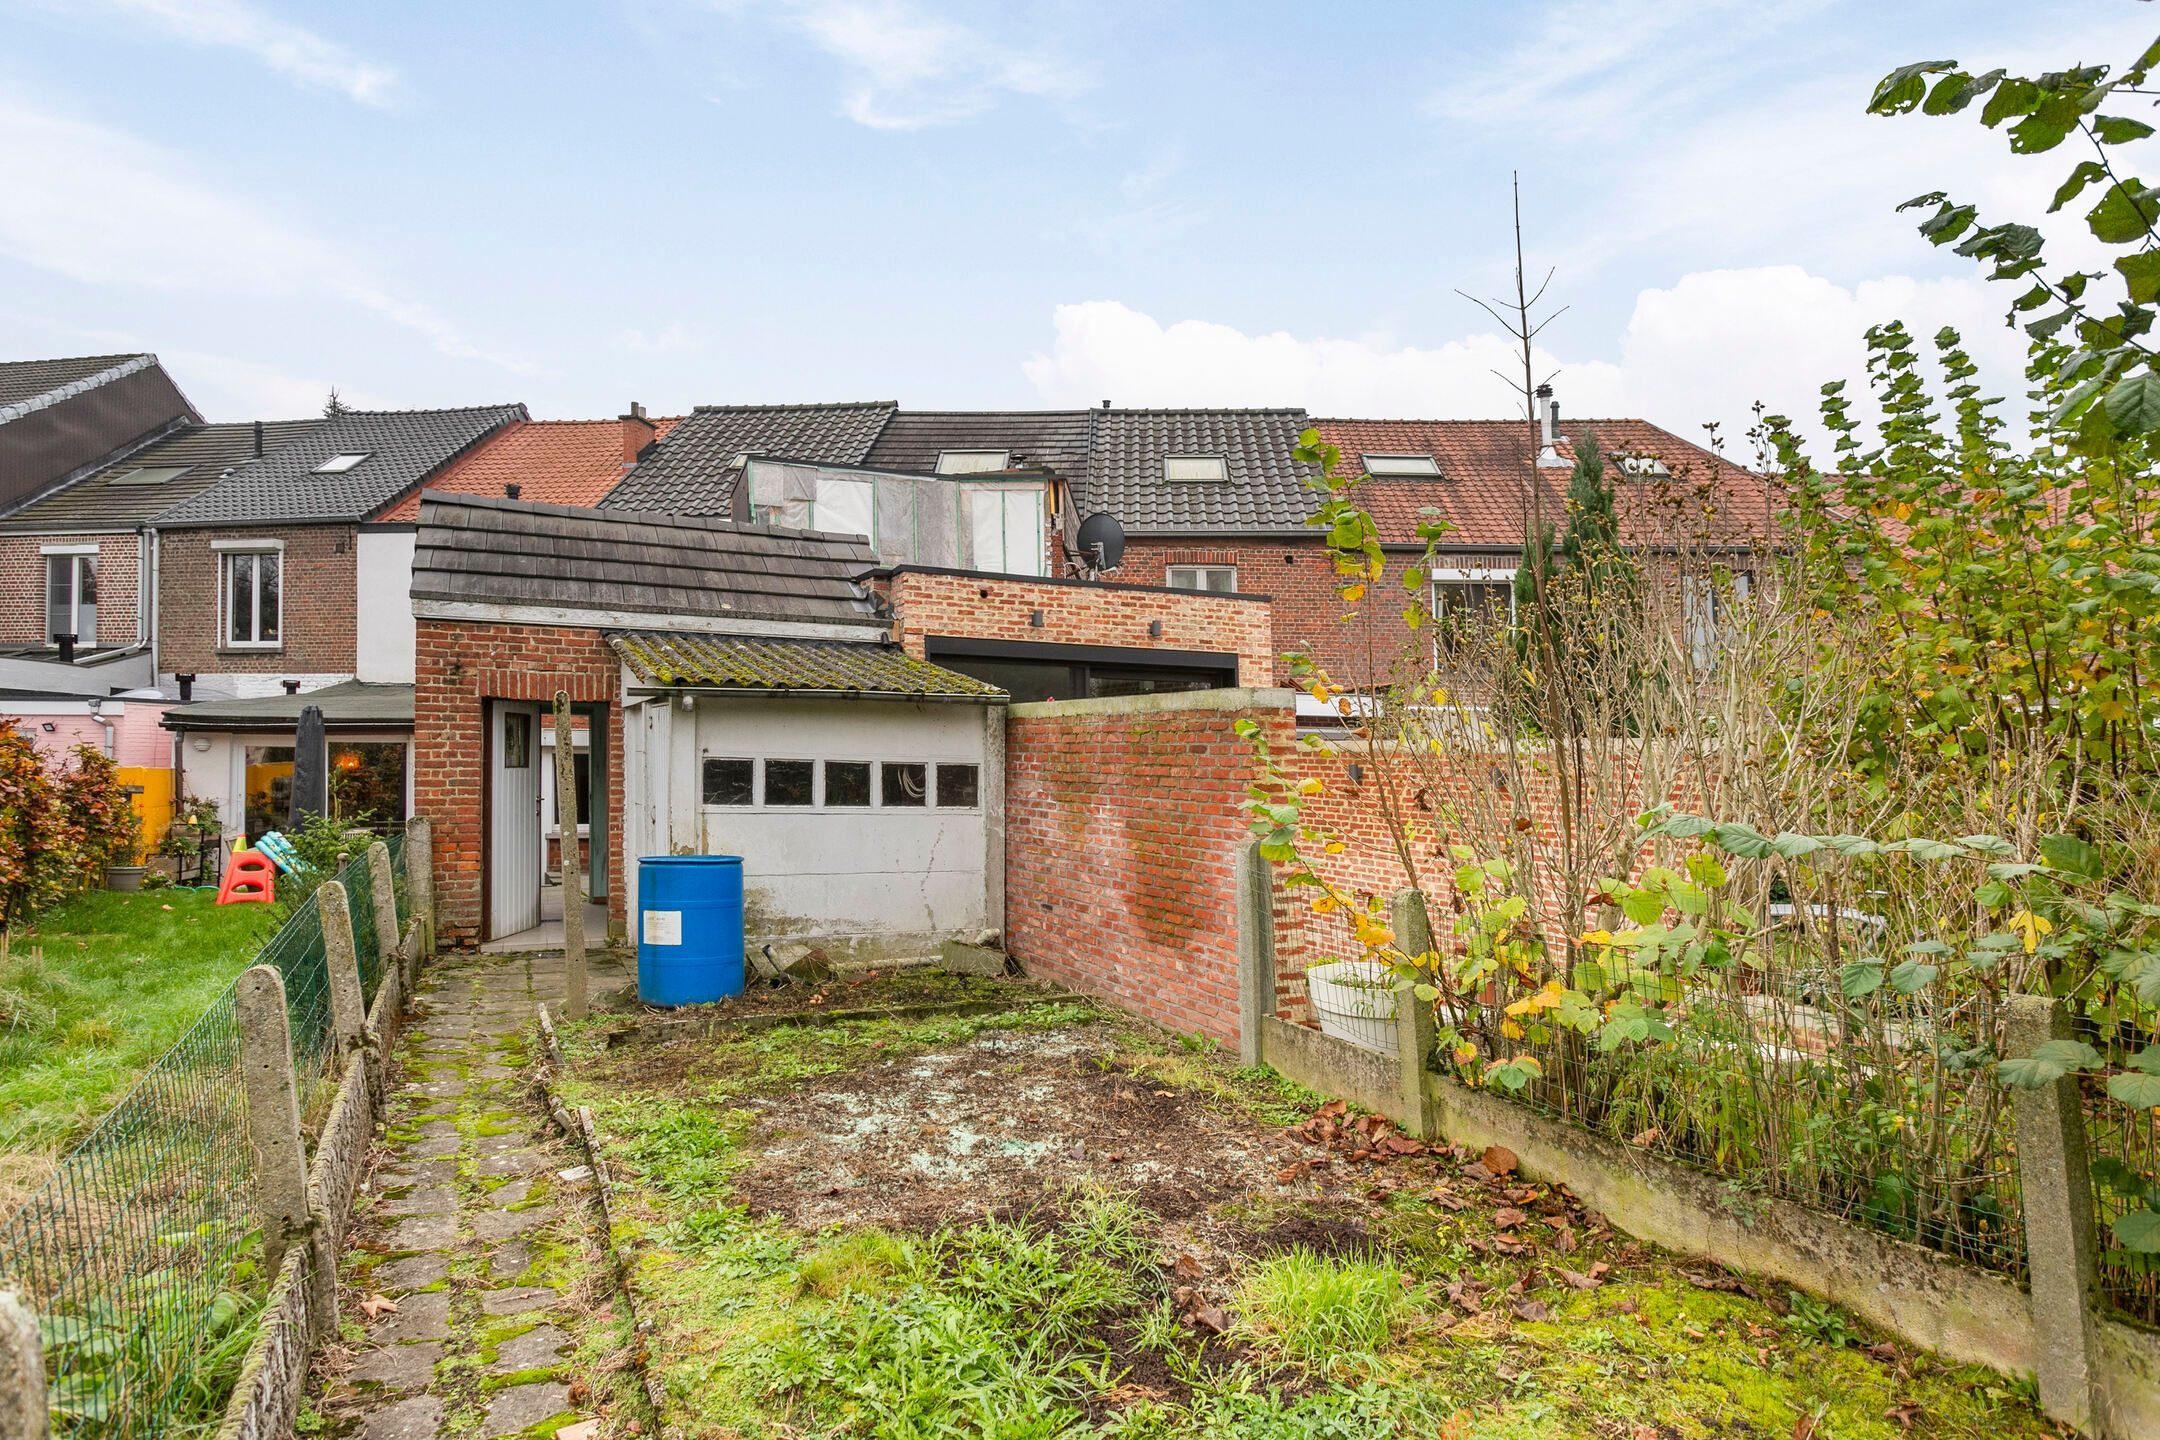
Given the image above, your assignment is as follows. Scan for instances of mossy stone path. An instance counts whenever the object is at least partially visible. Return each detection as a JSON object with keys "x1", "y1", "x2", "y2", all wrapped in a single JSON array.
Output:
[{"x1": 309, "y1": 950, "x2": 635, "y2": 1439}]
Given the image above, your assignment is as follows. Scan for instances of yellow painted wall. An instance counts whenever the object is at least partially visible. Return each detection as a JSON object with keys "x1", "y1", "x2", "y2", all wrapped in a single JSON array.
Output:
[{"x1": 118, "y1": 766, "x2": 174, "y2": 855}]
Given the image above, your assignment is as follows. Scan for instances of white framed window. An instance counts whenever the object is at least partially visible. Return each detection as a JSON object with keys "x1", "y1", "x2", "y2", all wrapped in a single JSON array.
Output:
[
  {"x1": 42, "y1": 548, "x2": 96, "y2": 644},
  {"x1": 966, "y1": 486, "x2": 1046, "y2": 576},
  {"x1": 1432, "y1": 567, "x2": 1516, "y2": 654},
  {"x1": 1684, "y1": 570, "x2": 1753, "y2": 670},
  {"x1": 313, "y1": 453, "x2": 370, "y2": 474},
  {"x1": 1617, "y1": 454, "x2": 1671, "y2": 478},
  {"x1": 1362, "y1": 453, "x2": 1441, "y2": 477},
  {"x1": 936, "y1": 449, "x2": 1011, "y2": 475},
  {"x1": 219, "y1": 547, "x2": 283, "y2": 648},
  {"x1": 1166, "y1": 564, "x2": 1237, "y2": 593},
  {"x1": 809, "y1": 476, "x2": 875, "y2": 542},
  {"x1": 1163, "y1": 455, "x2": 1228, "y2": 483}
]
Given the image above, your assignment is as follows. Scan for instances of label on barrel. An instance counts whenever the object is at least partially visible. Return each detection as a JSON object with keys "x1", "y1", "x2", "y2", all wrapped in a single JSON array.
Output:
[{"x1": 643, "y1": 909, "x2": 683, "y2": 945}]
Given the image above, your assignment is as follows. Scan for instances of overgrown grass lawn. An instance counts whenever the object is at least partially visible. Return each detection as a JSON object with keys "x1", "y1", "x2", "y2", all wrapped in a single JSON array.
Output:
[
  {"x1": 557, "y1": 989, "x2": 2053, "y2": 1439},
  {"x1": 0, "y1": 888, "x2": 278, "y2": 1156}
]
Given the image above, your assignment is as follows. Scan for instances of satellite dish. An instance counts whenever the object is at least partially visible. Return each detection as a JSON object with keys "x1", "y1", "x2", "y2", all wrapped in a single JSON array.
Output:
[{"x1": 1076, "y1": 512, "x2": 1126, "y2": 572}]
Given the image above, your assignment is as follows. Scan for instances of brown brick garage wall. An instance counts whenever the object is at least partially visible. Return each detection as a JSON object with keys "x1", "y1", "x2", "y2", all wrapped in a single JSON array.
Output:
[
  {"x1": 0, "y1": 532, "x2": 140, "y2": 647},
  {"x1": 884, "y1": 567, "x2": 1276, "y2": 684},
  {"x1": 413, "y1": 616, "x2": 625, "y2": 947},
  {"x1": 1111, "y1": 537, "x2": 1433, "y2": 688},
  {"x1": 156, "y1": 524, "x2": 360, "y2": 675},
  {"x1": 1003, "y1": 687, "x2": 1295, "y2": 1044}
]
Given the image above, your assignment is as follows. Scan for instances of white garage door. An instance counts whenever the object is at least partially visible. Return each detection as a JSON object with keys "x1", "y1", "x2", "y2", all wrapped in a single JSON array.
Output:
[{"x1": 690, "y1": 697, "x2": 989, "y2": 948}]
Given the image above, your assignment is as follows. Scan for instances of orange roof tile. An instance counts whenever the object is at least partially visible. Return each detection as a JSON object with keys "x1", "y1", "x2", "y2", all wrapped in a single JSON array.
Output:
[
  {"x1": 373, "y1": 416, "x2": 680, "y2": 522},
  {"x1": 1312, "y1": 417, "x2": 1780, "y2": 552}
]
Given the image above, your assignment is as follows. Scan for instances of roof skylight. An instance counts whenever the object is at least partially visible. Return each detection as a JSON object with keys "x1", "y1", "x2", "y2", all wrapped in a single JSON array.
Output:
[
  {"x1": 1163, "y1": 455, "x2": 1228, "y2": 483},
  {"x1": 313, "y1": 453, "x2": 371, "y2": 474},
  {"x1": 1362, "y1": 453, "x2": 1441, "y2": 477},
  {"x1": 936, "y1": 449, "x2": 1011, "y2": 475},
  {"x1": 106, "y1": 465, "x2": 191, "y2": 487}
]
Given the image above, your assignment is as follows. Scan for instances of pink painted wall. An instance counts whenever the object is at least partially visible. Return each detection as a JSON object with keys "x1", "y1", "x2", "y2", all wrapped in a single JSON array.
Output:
[{"x1": 1, "y1": 703, "x2": 173, "y2": 767}]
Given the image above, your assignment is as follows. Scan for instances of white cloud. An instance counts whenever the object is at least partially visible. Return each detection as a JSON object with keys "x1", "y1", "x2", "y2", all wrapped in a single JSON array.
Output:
[
  {"x1": 1022, "y1": 270, "x2": 2033, "y2": 462},
  {"x1": 46, "y1": 0, "x2": 399, "y2": 106},
  {"x1": 725, "y1": 0, "x2": 1088, "y2": 129},
  {"x1": 1022, "y1": 300, "x2": 1626, "y2": 418},
  {"x1": 0, "y1": 93, "x2": 535, "y2": 376},
  {"x1": 1615, "y1": 265, "x2": 2029, "y2": 459}
]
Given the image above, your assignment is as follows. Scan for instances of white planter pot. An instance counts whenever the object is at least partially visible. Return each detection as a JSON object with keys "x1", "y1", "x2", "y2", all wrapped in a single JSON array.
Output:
[{"x1": 1306, "y1": 959, "x2": 1399, "y2": 1056}]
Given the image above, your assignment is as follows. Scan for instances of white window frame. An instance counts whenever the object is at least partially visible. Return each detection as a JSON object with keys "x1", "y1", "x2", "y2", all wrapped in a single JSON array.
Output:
[
  {"x1": 41, "y1": 545, "x2": 97, "y2": 645},
  {"x1": 1166, "y1": 564, "x2": 1237, "y2": 593},
  {"x1": 1431, "y1": 566, "x2": 1518, "y2": 656},
  {"x1": 313, "y1": 453, "x2": 370, "y2": 474},
  {"x1": 1163, "y1": 455, "x2": 1229, "y2": 483},
  {"x1": 214, "y1": 540, "x2": 285, "y2": 650},
  {"x1": 1684, "y1": 570, "x2": 1753, "y2": 670},
  {"x1": 1361, "y1": 453, "x2": 1441, "y2": 477},
  {"x1": 936, "y1": 449, "x2": 1011, "y2": 475}
]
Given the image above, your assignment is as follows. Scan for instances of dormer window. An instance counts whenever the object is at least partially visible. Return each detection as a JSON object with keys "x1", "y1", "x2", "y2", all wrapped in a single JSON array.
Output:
[
  {"x1": 1362, "y1": 454, "x2": 1441, "y2": 477},
  {"x1": 1163, "y1": 455, "x2": 1228, "y2": 483},
  {"x1": 1617, "y1": 455, "x2": 1671, "y2": 478},
  {"x1": 936, "y1": 450, "x2": 1011, "y2": 475},
  {"x1": 314, "y1": 453, "x2": 370, "y2": 474}
]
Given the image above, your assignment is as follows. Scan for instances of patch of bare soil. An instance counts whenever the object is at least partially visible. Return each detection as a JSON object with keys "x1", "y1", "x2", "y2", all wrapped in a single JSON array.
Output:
[
  {"x1": 728, "y1": 1022, "x2": 1316, "y2": 1231},
  {"x1": 595, "y1": 967, "x2": 1016, "y2": 1023}
]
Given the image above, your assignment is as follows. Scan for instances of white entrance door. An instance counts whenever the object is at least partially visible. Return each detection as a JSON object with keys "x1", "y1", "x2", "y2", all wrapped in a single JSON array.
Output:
[{"x1": 489, "y1": 703, "x2": 543, "y2": 939}]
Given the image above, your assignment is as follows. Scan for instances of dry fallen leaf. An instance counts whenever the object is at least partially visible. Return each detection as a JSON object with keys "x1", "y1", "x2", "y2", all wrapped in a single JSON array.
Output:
[
  {"x1": 556, "y1": 1422, "x2": 600, "y2": 1440},
  {"x1": 1171, "y1": 1253, "x2": 1205, "y2": 1281},
  {"x1": 1510, "y1": 1298, "x2": 1551, "y2": 1322},
  {"x1": 1481, "y1": 1145, "x2": 1520, "y2": 1176},
  {"x1": 357, "y1": 1294, "x2": 398, "y2": 1319},
  {"x1": 1491, "y1": 1207, "x2": 1528, "y2": 1230}
]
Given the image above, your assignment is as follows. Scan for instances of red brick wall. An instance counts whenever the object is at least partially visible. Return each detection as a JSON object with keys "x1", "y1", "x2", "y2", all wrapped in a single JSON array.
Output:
[
  {"x1": 157, "y1": 526, "x2": 359, "y2": 674},
  {"x1": 1113, "y1": 538, "x2": 1435, "y2": 687},
  {"x1": 1004, "y1": 690, "x2": 1294, "y2": 1043},
  {"x1": 886, "y1": 569, "x2": 1276, "y2": 685},
  {"x1": 0, "y1": 533, "x2": 141, "y2": 647},
  {"x1": 413, "y1": 617, "x2": 626, "y2": 947},
  {"x1": 1263, "y1": 743, "x2": 1699, "y2": 1020}
]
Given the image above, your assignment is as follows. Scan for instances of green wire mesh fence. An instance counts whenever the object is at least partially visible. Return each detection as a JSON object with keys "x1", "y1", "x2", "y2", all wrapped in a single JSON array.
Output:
[{"x1": 0, "y1": 841, "x2": 404, "y2": 1439}]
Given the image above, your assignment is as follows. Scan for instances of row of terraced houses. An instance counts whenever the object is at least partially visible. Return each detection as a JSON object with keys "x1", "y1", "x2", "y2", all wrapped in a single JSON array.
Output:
[{"x1": 0, "y1": 351, "x2": 1774, "y2": 954}]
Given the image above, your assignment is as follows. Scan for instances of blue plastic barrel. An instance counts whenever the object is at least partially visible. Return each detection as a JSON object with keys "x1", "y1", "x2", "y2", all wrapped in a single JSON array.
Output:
[{"x1": 636, "y1": 855, "x2": 746, "y2": 1006}]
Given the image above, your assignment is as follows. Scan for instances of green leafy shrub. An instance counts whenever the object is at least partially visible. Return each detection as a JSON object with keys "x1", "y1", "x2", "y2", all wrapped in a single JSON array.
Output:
[{"x1": 0, "y1": 724, "x2": 77, "y2": 925}]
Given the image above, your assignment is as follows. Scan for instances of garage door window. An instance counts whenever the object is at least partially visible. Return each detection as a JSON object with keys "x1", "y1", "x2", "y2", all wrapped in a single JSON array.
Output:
[
  {"x1": 824, "y1": 761, "x2": 872, "y2": 807},
  {"x1": 764, "y1": 759, "x2": 815, "y2": 806},
  {"x1": 882, "y1": 762, "x2": 928, "y2": 807},
  {"x1": 936, "y1": 763, "x2": 980, "y2": 809},
  {"x1": 702, "y1": 758, "x2": 753, "y2": 805}
]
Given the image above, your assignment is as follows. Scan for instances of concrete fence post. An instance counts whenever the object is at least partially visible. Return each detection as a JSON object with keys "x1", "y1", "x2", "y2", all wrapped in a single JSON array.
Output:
[
  {"x1": 405, "y1": 815, "x2": 435, "y2": 960},
  {"x1": 235, "y1": 965, "x2": 311, "y2": 1283},
  {"x1": 364, "y1": 842, "x2": 401, "y2": 988},
  {"x1": 0, "y1": 1290, "x2": 46, "y2": 1440},
  {"x1": 1236, "y1": 839, "x2": 1277, "y2": 1067},
  {"x1": 316, "y1": 880, "x2": 367, "y2": 1068},
  {"x1": 555, "y1": 692, "x2": 589, "y2": 1022},
  {"x1": 1390, "y1": 888, "x2": 1439, "y2": 1138},
  {"x1": 2004, "y1": 993, "x2": 2109, "y2": 1436}
]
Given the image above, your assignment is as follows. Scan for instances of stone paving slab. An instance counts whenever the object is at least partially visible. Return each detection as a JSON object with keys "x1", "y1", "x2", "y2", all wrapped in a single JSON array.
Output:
[{"x1": 311, "y1": 951, "x2": 637, "y2": 1439}]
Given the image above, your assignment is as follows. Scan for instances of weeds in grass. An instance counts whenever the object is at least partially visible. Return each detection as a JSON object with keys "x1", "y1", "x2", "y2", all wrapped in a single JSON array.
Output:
[
  {"x1": 1232, "y1": 1249, "x2": 1407, "y2": 1370},
  {"x1": 796, "y1": 1229, "x2": 915, "y2": 1299}
]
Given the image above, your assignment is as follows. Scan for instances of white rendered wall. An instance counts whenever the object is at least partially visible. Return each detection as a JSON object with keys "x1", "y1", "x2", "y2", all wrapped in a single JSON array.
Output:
[{"x1": 355, "y1": 529, "x2": 417, "y2": 684}]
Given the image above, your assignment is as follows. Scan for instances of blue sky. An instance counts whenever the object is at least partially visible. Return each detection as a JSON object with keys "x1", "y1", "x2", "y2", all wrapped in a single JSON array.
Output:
[{"x1": 1, "y1": 0, "x2": 2148, "y2": 453}]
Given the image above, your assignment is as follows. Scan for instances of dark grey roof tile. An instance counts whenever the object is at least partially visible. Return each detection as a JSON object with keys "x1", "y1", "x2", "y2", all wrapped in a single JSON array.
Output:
[
  {"x1": 0, "y1": 419, "x2": 327, "y2": 533},
  {"x1": 153, "y1": 404, "x2": 526, "y2": 527},
  {"x1": 600, "y1": 402, "x2": 895, "y2": 515},
  {"x1": 1073, "y1": 408, "x2": 1318, "y2": 531}
]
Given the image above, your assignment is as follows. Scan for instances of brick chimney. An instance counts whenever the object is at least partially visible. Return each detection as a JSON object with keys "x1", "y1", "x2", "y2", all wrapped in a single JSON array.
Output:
[{"x1": 620, "y1": 401, "x2": 656, "y2": 466}]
